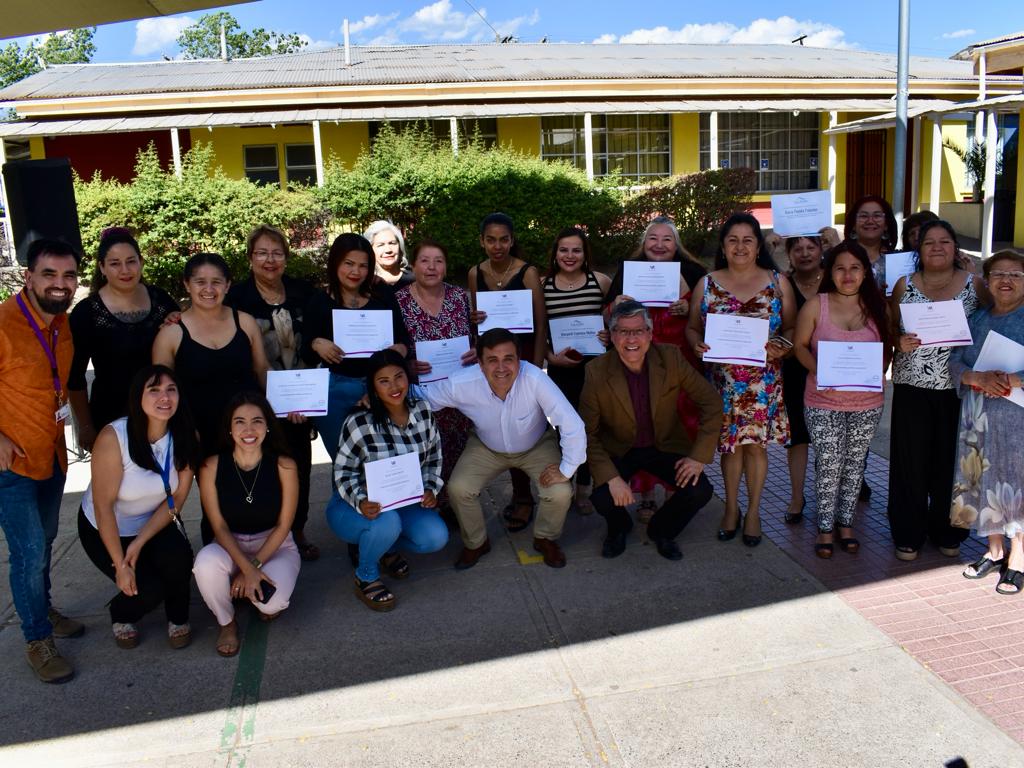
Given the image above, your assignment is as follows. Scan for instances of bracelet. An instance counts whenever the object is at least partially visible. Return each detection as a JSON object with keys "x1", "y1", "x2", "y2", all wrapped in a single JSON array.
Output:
[{"x1": 250, "y1": 556, "x2": 262, "y2": 569}]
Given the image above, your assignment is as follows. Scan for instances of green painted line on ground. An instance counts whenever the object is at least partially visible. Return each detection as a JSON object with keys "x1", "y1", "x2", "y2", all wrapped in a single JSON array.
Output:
[{"x1": 219, "y1": 613, "x2": 271, "y2": 767}]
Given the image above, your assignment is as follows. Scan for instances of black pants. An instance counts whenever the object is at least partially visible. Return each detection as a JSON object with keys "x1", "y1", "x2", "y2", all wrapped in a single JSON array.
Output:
[
  {"x1": 591, "y1": 447, "x2": 713, "y2": 540},
  {"x1": 548, "y1": 364, "x2": 591, "y2": 486},
  {"x1": 280, "y1": 418, "x2": 313, "y2": 533},
  {"x1": 887, "y1": 384, "x2": 968, "y2": 550},
  {"x1": 78, "y1": 508, "x2": 193, "y2": 625}
]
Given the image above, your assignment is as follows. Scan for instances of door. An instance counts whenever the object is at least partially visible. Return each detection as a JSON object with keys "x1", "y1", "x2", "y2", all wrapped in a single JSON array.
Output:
[{"x1": 845, "y1": 129, "x2": 887, "y2": 204}]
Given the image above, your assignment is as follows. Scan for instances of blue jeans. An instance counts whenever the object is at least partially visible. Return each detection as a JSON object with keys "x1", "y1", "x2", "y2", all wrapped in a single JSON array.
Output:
[
  {"x1": 325, "y1": 492, "x2": 449, "y2": 582},
  {"x1": 313, "y1": 373, "x2": 367, "y2": 463},
  {"x1": 0, "y1": 460, "x2": 65, "y2": 642}
]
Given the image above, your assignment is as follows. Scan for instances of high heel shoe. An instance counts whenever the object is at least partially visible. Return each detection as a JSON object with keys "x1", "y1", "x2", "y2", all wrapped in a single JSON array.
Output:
[
  {"x1": 717, "y1": 513, "x2": 741, "y2": 542},
  {"x1": 784, "y1": 499, "x2": 806, "y2": 525},
  {"x1": 742, "y1": 514, "x2": 762, "y2": 547}
]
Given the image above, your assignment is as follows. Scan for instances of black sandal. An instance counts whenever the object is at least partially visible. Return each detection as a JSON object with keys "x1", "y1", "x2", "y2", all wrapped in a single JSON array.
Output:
[
  {"x1": 380, "y1": 552, "x2": 410, "y2": 579},
  {"x1": 784, "y1": 499, "x2": 806, "y2": 525},
  {"x1": 815, "y1": 542, "x2": 834, "y2": 559},
  {"x1": 996, "y1": 569, "x2": 1023, "y2": 595},
  {"x1": 353, "y1": 577, "x2": 396, "y2": 611},
  {"x1": 837, "y1": 536, "x2": 860, "y2": 554},
  {"x1": 963, "y1": 556, "x2": 1005, "y2": 579},
  {"x1": 502, "y1": 500, "x2": 535, "y2": 533}
]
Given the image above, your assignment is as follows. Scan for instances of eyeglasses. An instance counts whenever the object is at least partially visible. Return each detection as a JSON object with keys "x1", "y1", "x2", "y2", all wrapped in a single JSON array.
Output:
[
  {"x1": 988, "y1": 271, "x2": 1024, "y2": 281},
  {"x1": 253, "y1": 250, "x2": 286, "y2": 261},
  {"x1": 855, "y1": 211, "x2": 886, "y2": 221},
  {"x1": 612, "y1": 328, "x2": 650, "y2": 338}
]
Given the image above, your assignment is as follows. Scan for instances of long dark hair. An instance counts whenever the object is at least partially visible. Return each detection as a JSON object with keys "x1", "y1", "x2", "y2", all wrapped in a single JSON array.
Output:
[
  {"x1": 219, "y1": 391, "x2": 290, "y2": 457},
  {"x1": 546, "y1": 226, "x2": 592, "y2": 277},
  {"x1": 714, "y1": 212, "x2": 777, "y2": 270},
  {"x1": 125, "y1": 365, "x2": 199, "y2": 474},
  {"x1": 92, "y1": 227, "x2": 142, "y2": 292},
  {"x1": 326, "y1": 233, "x2": 376, "y2": 302},
  {"x1": 819, "y1": 240, "x2": 890, "y2": 348},
  {"x1": 479, "y1": 212, "x2": 522, "y2": 259},
  {"x1": 913, "y1": 219, "x2": 961, "y2": 271},
  {"x1": 364, "y1": 349, "x2": 414, "y2": 430},
  {"x1": 844, "y1": 195, "x2": 898, "y2": 252}
]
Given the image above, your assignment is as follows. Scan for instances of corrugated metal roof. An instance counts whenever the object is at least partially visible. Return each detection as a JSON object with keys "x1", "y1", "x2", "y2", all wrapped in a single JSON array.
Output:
[
  {"x1": 0, "y1": 99, "x2": 956, "y2": 138},
  {"x1": 952, "y1": 31, "x2": 1024, "y2": 59},
  {"x1": 0, "y1": 43, "x2": 988, "y2": 101}
]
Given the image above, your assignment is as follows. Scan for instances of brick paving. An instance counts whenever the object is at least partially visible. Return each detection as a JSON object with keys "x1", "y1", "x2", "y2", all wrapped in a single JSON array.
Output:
[{"x1": 705, "y1": 445, "x2": 1024, "y2": 746}]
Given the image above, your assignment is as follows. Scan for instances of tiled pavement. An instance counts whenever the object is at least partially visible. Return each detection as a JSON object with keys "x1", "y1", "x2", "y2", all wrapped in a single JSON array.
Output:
[{"x1": 706, "y1": 445, "x2": 1024, "y2": 746}]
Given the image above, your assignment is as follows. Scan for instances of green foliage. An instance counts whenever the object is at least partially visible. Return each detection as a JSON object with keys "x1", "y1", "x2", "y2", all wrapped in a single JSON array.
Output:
[
  {"x1": 75, "y1": 143, "x2": 326, "y2": 299},
  {"x1": 943, "y1": 138, "x2": 1003, "y2": 200},
  {"x1": 176, "y1": 12, "x2": 308, "y2": 59},
  {"x1": 0, "y1": 28, "x2": 95, "y2": 88}
]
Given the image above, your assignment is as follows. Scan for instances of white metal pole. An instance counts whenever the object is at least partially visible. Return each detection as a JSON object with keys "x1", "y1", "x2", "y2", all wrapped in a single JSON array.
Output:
[
  {"x1": 709, "y1": 111, "x2": 719, "y2": 169},
  {"x1": 0, "y1": 138, "x2": 13, "y2": 257},
  {"x1": 975, "y1": 50, "x2": 987, "y2": 143},
  {"x1": 170, "y1": 128, "x2": 182, "y2": 180},
  {"x1": 583, "y1": 112, "x2": 594, "y2": 181},
  {"x1": 981, "y1": 109, "x2": 997, "y2": 260},
  {"x1": 892, "y1": 0, "x2": 910, "y2": 232},
  {"x1": 312, "y1": 120, "x2": 324, "y2": 187},
  {"x1": 929, "y1": 117, "x2": 942, "y2": 216},
  {"x1": 828, "y1": 111, "x2": 838, "y2": 223},
  {"x1": 910, "y1": 116, "x2": 921, "y2": 213}
]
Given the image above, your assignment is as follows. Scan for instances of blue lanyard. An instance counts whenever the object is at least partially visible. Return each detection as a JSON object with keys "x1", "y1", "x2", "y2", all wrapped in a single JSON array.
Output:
[{"x1": 158, "y1": 438, "x2": 175, "y2": 513}]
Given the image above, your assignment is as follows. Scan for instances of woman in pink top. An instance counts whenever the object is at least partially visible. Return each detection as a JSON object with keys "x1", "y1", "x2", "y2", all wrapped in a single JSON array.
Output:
[{"x1": 793, "y1": 241, "x2": 891, "y2": 559}]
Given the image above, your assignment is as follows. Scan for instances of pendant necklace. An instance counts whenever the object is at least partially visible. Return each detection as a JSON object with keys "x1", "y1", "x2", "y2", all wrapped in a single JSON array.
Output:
[
  {"x1": 234, "y1": 457, "x2": 263, "y2": 504},
  {"x1": 492, "y1": 259, "x2": 514, "y2": 288}
]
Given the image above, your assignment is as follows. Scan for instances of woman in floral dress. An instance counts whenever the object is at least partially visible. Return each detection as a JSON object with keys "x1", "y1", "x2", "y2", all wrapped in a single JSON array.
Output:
[
  {"x1": 949, "y1": 251, "x2": 1024, "y2": 595},
  {"x1": 687, "y1": 213, "x2": 795, "y2": 547}
]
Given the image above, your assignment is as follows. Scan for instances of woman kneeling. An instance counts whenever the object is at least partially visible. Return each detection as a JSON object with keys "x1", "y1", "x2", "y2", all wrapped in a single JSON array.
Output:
[
  {"x1": 326, "y1": 349, "x2": 449, "y2": 611},
  {"x1": 195, "y1": 392, "x2": 301, "y2": 656}
]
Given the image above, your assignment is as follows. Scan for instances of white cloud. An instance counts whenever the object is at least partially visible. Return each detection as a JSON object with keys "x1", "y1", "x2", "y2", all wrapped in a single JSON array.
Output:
[
  {"x1": 941, "y1": 28, "x2": 976, "y2": 40},
  {"x1": 348, "y1": 13, "x2": 400, "y2": 35},
  {"x1": 596, "y1": 16, "x2": 850, "y2": 49},
  {"x1": 356, "y1": 0, "x2": 540, "y2": 43},
  {"x1": 133, "y1": 15, "x2": 195, "y2": 56},
  {"x1": 297, "y1": 34, "x2": 335, "y2": 52}
]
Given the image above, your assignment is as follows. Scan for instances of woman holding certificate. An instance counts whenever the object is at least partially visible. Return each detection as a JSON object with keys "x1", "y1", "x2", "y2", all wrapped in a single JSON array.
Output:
[
  {"x1": 948, "y1": 251, "x2": 1024, "y2": 595},
  {"x1": 326, "y1": 350, "x2": 448, "y2": 611},
  {"x1": 844, "y1": 195, "x2": 898, "y2": 290},
  {"x1": 888, "y1": 220, "x2": 985, "y2": 561},
  {"x1": 687, "y1": 213, "x2": 795, "y2": 547},
  {"x1": 304, "y1": 233, "x2": 411, "y2": 462},
  {"x1": 793, "y1": 241, "x2": 890, "y2": 559}
]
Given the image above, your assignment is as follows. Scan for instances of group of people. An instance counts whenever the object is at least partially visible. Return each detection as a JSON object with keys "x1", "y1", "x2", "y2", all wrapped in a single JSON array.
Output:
[{"x1": 2, "y1": 198, "x2": 1023, "y2": 686}]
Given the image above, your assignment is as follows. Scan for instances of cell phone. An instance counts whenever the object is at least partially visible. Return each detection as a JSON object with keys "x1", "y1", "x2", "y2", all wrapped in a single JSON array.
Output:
[
  {"x1": 769, "y1": 335, "x2": 793, "y2": 349},
  {"x1": 256, "y1": 579, "x2": 277, "y2": 604}
]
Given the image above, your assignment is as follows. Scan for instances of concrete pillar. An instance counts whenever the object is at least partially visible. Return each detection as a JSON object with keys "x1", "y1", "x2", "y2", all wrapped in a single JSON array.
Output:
[
  {"x1": 709, "y1": 111, "x2": 719, "y2": 169},
  {"x1": 981, "y1": 109, "x2": 997, "y2": 260},
  {"x1": 828, "y1": 111, "x2": 837, "y2": 223},
  {"x1": 170, "y1": 128, "x2": 182, "y2": 180},
  {"x1": 312, "y1": 120, "x2": 325, "y2": 188},
  {"x1": 449, "y1": 117, "x2": 458, "y2": 157},
  {"x1": 910, "y1": 116, "x2": 921, "y2": 213},
  {"x1": 583, "y1": 113, "x2": 594, "y2": 181}
]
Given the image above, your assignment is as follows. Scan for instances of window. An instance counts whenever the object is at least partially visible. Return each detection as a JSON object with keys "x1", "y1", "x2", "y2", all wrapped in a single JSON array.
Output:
[
  {"x1": 243, "y1": 145, "x2": 279, "y2": 185},
  {"x1": 540, "y1": 114, "x2": 671, "y2": 182},
  {"x1": 368, "y1": 119, "x2": 498, "y2": 149},
  {"x1": 699, "y1": 112, "x2": 820, "y2": 192},
  {"x1": 285, "y1": 144, "x2": 317, "y2": 185}
]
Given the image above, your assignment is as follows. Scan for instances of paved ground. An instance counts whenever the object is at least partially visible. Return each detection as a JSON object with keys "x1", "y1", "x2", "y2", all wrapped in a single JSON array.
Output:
[{"x1": 1, "y1": 423, "x2": 1023, "y2": 767}]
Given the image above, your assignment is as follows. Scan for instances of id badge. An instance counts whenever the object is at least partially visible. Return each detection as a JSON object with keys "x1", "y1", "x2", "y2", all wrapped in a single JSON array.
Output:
[{"x1": 55, "y1": 402, "x2": 71, "y2": 423}]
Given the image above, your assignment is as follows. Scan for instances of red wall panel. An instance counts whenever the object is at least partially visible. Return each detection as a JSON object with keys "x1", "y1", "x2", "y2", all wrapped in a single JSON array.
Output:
[{"x1": 43, "y1": 130, "x2": 192, "y2": 182}]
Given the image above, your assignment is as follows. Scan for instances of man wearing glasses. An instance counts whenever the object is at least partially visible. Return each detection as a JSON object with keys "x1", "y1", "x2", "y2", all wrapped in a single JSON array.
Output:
[{"x1": 580, "y1": 300, "x2": 722, "y2": 560}]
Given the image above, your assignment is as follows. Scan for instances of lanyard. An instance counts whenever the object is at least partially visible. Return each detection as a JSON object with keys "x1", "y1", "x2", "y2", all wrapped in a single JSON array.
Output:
[
  {"x1": 157, "y1": 437, "x2": 186, "y2": 537},
  {"x1": 15, "y1": 293, "x2": 64, "y2": 402}
]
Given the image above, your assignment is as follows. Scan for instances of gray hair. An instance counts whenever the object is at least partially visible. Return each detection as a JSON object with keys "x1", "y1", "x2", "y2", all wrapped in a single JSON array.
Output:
[
  {"x1": 609, "y1": 300, "x2": 653, "y2": 332},
  {"x1": 363, "y1": 220, "x2": 408, "y2": 269}
]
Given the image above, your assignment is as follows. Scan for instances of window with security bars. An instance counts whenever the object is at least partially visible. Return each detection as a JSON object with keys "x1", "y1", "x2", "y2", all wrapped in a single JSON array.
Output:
[
  {"x1": 243, "y1": 145, "x2": 279, "y2": 186},
  {"x1": 368, "y1": 119, "x2": 498, "y2": 149},
  {"x1": 699, "y1": 112, "x2": 820, "y2": 192},
  {"x1": 285, "y1": 144, "x2": 317, "y2": 185},
  {"x1": 540, "y1": 114, "x2": 671, "y2": 182}
]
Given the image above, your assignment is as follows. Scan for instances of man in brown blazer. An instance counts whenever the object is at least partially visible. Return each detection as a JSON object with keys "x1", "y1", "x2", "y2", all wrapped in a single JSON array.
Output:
[{"x1": 579, "y1": 300, "x2": 723, "y2": 560}]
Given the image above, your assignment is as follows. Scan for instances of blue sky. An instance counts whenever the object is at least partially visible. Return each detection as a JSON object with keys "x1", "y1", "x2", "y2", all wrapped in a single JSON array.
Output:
[{"x1": 12, "y1": 1, "x2": 1024, "y2": 61}]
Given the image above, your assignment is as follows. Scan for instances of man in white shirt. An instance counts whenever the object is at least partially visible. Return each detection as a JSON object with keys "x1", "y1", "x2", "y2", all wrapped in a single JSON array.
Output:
[{"x1": 422, "y1": 328, "x2": 585, "y2": 569}]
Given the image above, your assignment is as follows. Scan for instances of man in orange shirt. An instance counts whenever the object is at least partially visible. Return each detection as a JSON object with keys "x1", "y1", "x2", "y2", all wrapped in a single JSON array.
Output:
[{"x1": 0, "y1": 238, "x2": 84, "y2": 683}]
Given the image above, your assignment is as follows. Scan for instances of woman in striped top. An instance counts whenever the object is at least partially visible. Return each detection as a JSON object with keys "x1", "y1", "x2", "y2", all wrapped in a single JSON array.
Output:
[{"x1": 543, "y1": 227, "x2": 611, "y2": 507}]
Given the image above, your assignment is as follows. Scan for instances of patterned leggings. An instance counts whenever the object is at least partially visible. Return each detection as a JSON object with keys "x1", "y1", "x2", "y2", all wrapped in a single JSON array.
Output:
[{"x1": 805, "y1": 406, "x2": 883, "y2": 533}]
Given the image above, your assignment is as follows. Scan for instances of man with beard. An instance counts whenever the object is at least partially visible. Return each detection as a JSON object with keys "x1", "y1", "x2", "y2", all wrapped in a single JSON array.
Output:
[{"x1": 0, "y1": 238, "x2": 84, "y2": 683}]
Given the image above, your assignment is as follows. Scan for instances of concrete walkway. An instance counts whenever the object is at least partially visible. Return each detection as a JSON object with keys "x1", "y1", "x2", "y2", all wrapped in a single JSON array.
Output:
[{"x1": 1, "y1": 436, "x2": 1023, "y2": 766}]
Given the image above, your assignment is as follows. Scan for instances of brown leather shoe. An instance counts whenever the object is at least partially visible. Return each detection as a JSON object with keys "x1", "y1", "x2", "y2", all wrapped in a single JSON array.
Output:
[
  {"x1": 454, "y1": 539, "x2": 491, "y2": 571},
  {"x1": 532, "y1": 537, "x2": 566, "y2": 568}
]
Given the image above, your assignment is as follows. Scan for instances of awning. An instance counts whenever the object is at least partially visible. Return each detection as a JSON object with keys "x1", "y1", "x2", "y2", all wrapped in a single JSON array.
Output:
[{"x1": 824, "y1": 94, "x2": 1024, "y2": 135}]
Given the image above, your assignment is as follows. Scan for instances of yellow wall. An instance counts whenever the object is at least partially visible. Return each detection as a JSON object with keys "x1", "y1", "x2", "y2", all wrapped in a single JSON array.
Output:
[
  {"x1": 671, "y1": 113, "x2": 700, "y2": 175},
  {"x1": 28, "y1": 137, "x2": 45, "y2": 159},
  {"x1": 941, "y1": 121, "x2": 970, "y2": 201},
  {"x1": 188, "y1": 124, "x2": 319, "y2": 186},
  {"x1": 320, "y1": 121, "x2": 368, "y2": 169},
  {"x1": 496, "y1": 117, "x2": 541, "y2": 154}
]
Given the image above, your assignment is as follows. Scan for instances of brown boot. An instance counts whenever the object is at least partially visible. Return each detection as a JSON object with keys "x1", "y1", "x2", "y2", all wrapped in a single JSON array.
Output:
[
  {"x1": 532, "y1": 537, "x2": 567, "y2": 568},
  {"x1": 48, "y1": 607, "x2": 84, "y2": 639},
  {"x1": 26, "y1": 637, "x2": 74, "y2": 684},
  {"x1": 454, "y1": 539, "x2": 491, "y2": 571}
]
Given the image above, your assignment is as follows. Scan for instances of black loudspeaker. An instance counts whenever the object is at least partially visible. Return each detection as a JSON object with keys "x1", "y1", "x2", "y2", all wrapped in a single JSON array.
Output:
[{"x1": 2, "y1": 158, "x2": 83, "y2": 267}]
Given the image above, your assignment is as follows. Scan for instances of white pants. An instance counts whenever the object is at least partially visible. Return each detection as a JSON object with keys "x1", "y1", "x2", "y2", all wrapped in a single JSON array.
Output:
[{"x1": 193, "y1": 530, "x2": 301, "y2": 626}]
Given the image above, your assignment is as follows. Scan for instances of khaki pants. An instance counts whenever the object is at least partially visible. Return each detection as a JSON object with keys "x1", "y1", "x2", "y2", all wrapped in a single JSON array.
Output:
[{"x1": 448, "y1": 429, "x2": 573, "y2": 548}]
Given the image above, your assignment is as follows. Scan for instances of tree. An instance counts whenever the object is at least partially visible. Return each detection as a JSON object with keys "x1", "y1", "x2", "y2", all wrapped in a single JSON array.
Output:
[
  {"x1": 176, "y1": 12, "x2": 308, "y2": 59},
  {"x1": 0, "y1": 28, "x2": 95, "y2": 89}
]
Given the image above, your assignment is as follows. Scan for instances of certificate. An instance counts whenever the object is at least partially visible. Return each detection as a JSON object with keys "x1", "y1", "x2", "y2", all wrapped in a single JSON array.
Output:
[
  {"x1": 884, "y1": 252, "x2": 917, "y2": 296},
  {"x1": 476, "y1": 289, "x2": 534, "y2": 334},
  {"x1": 816, "y1": 341, "x2": 884, "y2": 391},
  {"x1": 899, "y1": 300, "x2": 972, "y2": 347},
  {"x1": 622, "y1": 261, "x2": 681, "y2": 306},
  {"x1": 332, "y1": 309, "x2": 394, "y2": 358},
  {"x1": 265, "y1": 368, "x2": 330, "y2": 416},
  {"x1": 415, "y1": 335, "x2": 471, "y2": 384},
  {"x1": 364, "y1": 451, "x2": 424, "y2": 511},
  {"x1": 548, "y1": 315, "x2": 606, "y2": 356},
  {"x1": 973, "y1": 330, "x2": 1024, "y2": 408},
  {"x1": 703, "y1": 314, "x2": 770, "y2": 366},
  {"x1": 770, "y1": 190, "x2": 832, "y2": 237}
]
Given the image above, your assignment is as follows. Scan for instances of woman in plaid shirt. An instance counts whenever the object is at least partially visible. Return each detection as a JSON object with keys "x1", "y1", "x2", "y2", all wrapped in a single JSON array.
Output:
[{"x1": 325, "y1": 349, "x2": 448, "y2": 611}]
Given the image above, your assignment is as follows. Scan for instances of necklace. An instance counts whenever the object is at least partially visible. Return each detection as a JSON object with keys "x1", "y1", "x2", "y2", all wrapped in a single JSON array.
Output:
[
  {"x1": 490, "y1": 259, "x2": 514, "y2": 288},
  {"x1": 256, "y1": 281, "x2": 285, "y2": 306},
  {"x1": 794, "y1": 272, "x2": 822, "y2": 292},
  {"x1": 234, "y1": 457, "x2": 263, "y2": 504},
  {"x1": 557, "y1": 272, "x2": 584, "y2": 291}
]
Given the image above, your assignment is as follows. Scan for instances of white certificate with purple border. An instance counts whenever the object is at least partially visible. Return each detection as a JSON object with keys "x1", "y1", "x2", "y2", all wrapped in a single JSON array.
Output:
[
  {"x1": 332, "y1": 309, "x2": 394, "y2": 358},
  {"x1": 622, "y1": 261, "x2": 681, "y2": 306},
  {"x1": 816, "y1": 341, "x2": 884, "y2": 391},
  {"x1": 703, "y1": 314, "x2": 769, "y2": 367},
  {"x1": 365, "y1": 451, "x2": 424, "y2": 512},
  {"x1": 415, "y1": 336, "x2": 471, "y2": 384},
  {"x1": 899, "y1": 300, "x2": 972, "y2": 347},
  {"x1": 476, "y1": 290, "x2": 534, "y2": 334},
  {"x1": 265, "y1": 368, "x2": 329, "y2": 416}
]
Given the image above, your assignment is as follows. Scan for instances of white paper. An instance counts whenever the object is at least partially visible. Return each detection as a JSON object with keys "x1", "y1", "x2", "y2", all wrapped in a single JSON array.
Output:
[
  {"x1": 476, "y1": 289, "x2": 534, "y2": 334},
  {"x1": 364, "y1": 451, "x2": 425, "y2": 511},
  {"x1": 899, "y1": 300, "x2": 973, "y2": 347},
  {"x1": 548, "y1": 315, "x2": 606, "y2": 356},
  {"x1": 703, "y1": 314, "x2": 770, "y2": 367},
  {"x1": 415, "y1": 335, "x2": 471, "y2": 384},
  {"x1": 265, "y1": 368, "x2": 330, "y2": 416},
  {"x1": 884, "y1": 252, "x2": 917, "y2": 296},
  {"x1": 973, "y1": 330, "x2": 1024, "y2": 408},
  {"x1": 770, "y1": 190, "x2": 832, "y2": 237},
  {"x1": 816, "y1": 341, "x2": 884, "y2": 391},
  {"x1": 622, "y1": 261, "x2": 681, "y2": 307},
  {"x1": 332, "y1": 309, "x2": 394, "y2": 358}
]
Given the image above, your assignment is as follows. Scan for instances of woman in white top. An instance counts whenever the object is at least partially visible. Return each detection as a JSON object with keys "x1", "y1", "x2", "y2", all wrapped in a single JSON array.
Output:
[{"x1": 77, "y1": 365, "x2": 199, "y2": 650}]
